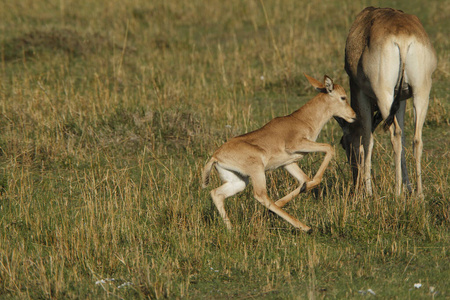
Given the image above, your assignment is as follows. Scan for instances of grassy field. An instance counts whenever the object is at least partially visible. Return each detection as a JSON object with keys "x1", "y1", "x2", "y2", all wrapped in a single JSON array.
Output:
[{"x1": 0, "y1": 0, "x2": 449, "y2": 298}]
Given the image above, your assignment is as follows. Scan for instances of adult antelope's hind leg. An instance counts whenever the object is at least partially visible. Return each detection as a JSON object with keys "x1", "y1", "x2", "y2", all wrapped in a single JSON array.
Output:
[
  {"x1": 389, "y1": 117, "x2": 403, "y2": 196},
  {"x1": 275, "y1": 163, "x2": 309, "y2": 208},
  {"x1": 396, "y1": 100, "x2": 413, "y2": 193},
  {"x1": 368, "y1": 48, "x2": 402, "y2": 195},
  {"x1": 406, "y1": 41, "x2": 435, "y2": 198},
  {"x1": 412, "y1": 88, "x2": 430, "y2": 197},
  {"x1": 250, "y1": 168, "x2": 311, "y2": 232},
  {"x1": 374, "y1": 90, "x2": 403, "y2": 195},
  {"x1": 211, "y1": 165, "x2": 248, "y2": 230}
]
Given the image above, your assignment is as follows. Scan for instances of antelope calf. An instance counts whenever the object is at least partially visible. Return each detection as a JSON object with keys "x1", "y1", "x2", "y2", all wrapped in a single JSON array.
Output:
[
  {"x1": 337, "y1": 7, "x2": 437, "y2": 197},
  {"x1": 202, "y1": 74, "x2": 356, "y2": 232}
]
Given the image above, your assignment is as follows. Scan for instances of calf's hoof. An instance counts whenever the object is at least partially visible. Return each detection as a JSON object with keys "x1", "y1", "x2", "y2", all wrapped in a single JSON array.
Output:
[{"x1": 300, "y1": 182, "x2": 307, "y2": 193}]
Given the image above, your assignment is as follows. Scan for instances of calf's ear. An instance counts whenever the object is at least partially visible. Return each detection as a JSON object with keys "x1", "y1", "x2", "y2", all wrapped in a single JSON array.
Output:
[
  {"x1": 324, "y1": 75, "x2": 334, "y2": 93},
  {"x1": 304, "y1": 73, "x2": 327, "y2": 93}
]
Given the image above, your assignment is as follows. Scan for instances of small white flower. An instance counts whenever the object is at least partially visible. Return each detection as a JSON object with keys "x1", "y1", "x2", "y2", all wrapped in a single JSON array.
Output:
[
  {"x1": 95, "y1": 278, "x2": 115, "y2": 285},
  {"x1": 95, "y1": 279, "x2": 106, "y2": 285},
  {"x1": 118, "y1": 282, "x2": 133, "y2": 289},
  {"x1": 414, "y1": 283, "x2": 422, "y2": 289},
  {"x1": 260, "y1": 76, "x2": 265, "y2": 81}
]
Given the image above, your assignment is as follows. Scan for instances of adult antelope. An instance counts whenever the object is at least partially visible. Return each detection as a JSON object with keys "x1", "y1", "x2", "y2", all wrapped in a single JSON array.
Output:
[
  {"x1": 202, "y1": 74, "x2": 356, "y2": 232},
  {"x1": 337, "y1": 7, "x2": 437, "y2": 197}
]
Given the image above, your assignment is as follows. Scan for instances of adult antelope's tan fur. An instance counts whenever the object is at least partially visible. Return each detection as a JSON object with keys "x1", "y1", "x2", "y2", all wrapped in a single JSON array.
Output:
[
  {"x1": 202, "y1": 74, "x2": 356, "y2": 232},
  {"x1": 337, "y1": 7, "x2": 437, "y2": 197}
]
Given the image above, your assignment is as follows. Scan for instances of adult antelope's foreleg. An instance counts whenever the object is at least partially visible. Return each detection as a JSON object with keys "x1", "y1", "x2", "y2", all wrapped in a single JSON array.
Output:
[
  {"x1": 250, "y1": 169, "x2": 311, "y2": 232},
  {"x1": 275, "y1": 163, "x2": 309, "y2": 208}
]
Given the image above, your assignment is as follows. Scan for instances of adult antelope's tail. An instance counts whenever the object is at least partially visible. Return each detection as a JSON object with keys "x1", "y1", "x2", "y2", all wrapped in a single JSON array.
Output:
[{"x1": 202, "y1": 157, "x2": 217, "y2": 188}]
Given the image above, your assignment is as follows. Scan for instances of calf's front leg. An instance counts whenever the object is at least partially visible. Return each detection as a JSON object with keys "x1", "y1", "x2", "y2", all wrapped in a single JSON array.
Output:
[
  {"x1": 292, "y1": 140, "x2": 335, "y2": 191},
  {"x1": 275, "y1": 163, "x2": 309, "y2": 208}
]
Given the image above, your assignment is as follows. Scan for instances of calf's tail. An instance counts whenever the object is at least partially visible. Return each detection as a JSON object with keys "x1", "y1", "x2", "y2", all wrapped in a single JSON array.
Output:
[{"x1": 202, "y1": 158, "x2": 217, "y2": 188}]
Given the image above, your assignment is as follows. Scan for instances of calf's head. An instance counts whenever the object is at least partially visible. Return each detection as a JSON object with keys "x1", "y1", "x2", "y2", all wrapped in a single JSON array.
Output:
[{"x1": 305, "y1": 74, "x2": 357, "y2": 124}]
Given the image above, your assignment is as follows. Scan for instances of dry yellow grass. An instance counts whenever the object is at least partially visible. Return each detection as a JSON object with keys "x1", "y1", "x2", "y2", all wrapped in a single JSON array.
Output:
[{"x1": 0, "y1": 0, "x2": 448, "y2": 298}]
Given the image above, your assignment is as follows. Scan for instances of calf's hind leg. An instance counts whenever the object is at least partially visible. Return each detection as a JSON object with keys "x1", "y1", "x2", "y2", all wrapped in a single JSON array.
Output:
[
  {"x1": 250, "y1": 169, "x2": 312, "y2": 233},
  {"x1": 211, "y1": 165, "x2": 248, "y2": 230}
]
